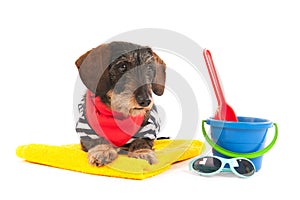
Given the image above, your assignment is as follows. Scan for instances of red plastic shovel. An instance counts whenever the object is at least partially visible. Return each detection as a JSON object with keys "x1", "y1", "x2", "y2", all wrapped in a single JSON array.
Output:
[{"x1": 203, "y1": 49, "x2": 238, "y2": 122}]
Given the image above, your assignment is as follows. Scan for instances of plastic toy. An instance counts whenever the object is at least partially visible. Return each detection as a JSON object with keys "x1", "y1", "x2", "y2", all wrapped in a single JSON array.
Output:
[
  {"x1": 203, "y1": 49, "x2": 238, "y2": 121},
  {"x1": 202, "y1": 119, "x2": 278, "y2": 171}
]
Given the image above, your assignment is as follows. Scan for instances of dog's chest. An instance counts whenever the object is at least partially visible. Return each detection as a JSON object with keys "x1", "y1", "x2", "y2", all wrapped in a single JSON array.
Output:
[{"x1": 75, "y1": 94, "x2": 161, "y2": 147}]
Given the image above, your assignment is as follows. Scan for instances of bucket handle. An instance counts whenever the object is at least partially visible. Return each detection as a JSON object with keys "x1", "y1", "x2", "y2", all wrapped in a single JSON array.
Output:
[{"x1": 202, "y1": 120, "x2": 278, "y2": 159}]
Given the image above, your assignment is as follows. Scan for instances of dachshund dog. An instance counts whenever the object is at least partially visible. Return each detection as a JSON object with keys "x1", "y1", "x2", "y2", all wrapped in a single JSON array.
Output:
[{"x1": 75, "y1": 41, "x2": 166, "y2": 166}]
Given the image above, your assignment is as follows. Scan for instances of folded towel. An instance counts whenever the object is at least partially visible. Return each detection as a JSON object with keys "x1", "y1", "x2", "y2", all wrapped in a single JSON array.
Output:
[{"x1": 16, "y1": 139, "x2": 204, "y2": 180}]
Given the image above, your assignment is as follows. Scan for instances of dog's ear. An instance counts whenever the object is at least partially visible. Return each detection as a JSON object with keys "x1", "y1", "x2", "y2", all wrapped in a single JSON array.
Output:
[
  {"x1": 75, "y1": 44, "x2": 111, "y2": 96},
  {"x1": 152, "y1": 51, "x2": 166, "y2": 96},
  {"x1": 75, "y1": 49, "x2": 94, "y2": 69}
]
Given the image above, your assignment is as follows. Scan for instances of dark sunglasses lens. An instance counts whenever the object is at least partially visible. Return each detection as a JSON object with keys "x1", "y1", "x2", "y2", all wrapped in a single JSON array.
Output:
[
  {"x1": 234, "y1": 159, "x2": 255, "y2": 176},
  {"x1": 192, "y1": 157, "x2": 222, "y2": 173}
]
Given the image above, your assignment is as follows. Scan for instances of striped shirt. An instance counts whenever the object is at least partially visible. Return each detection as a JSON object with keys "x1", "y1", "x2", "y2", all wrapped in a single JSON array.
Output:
[{"x1": 75, "y1": 97, "x2": 160, "y2": 145}]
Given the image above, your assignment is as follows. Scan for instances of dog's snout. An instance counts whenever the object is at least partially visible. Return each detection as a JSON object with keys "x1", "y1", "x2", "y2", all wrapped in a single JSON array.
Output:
[
  {"x1": 136, "y1": 95, "x2": 151, "y2": 107},
  {"x1": 134, "y1": 85, "x2": 152, "y2": 108}
]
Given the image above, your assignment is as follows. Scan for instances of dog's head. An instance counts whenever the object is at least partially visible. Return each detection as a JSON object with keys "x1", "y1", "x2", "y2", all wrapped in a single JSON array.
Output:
[{"x1": 75, "y1": 41, "x2": 166, "y2": 116}]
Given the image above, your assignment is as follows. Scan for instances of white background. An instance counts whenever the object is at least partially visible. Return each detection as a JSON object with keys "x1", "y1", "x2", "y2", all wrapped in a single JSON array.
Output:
[{"x1": 1, "y1": 0, "x2": 298, "y2": 199}]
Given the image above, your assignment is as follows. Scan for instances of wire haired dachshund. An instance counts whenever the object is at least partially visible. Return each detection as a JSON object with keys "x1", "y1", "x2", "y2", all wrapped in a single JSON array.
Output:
[{"x1": 75, "y1": 41, "x2": 166, "y2": 166}]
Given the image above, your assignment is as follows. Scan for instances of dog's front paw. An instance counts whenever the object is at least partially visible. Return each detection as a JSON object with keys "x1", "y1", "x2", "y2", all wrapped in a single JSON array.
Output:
[
  {"x1": 128, "y1": 149, "x2": 157, "y2": 165},
  {"x1": 87, "y1": 144, "x2": 118, "y2": 166}
]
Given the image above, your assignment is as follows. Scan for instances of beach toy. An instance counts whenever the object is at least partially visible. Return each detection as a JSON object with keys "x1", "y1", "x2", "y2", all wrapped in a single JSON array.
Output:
[
  {"x1": 202, "y1": 49, "x2": 277, "y2": 171},
  {"x1": 203, "y1": 49, "x2": 238, "y2": 122},
  {"x1": 202, "y1": 118, "x2": 278, "y2": 171}
]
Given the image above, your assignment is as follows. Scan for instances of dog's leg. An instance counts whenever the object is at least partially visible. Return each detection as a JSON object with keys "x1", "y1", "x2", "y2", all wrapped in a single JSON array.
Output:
[
  {"x1": 80, "y1": 138, "x2": 118, "y2": 166},
  {"x1": 127, "y1": 138, "x2": 157, "y2": 165}
]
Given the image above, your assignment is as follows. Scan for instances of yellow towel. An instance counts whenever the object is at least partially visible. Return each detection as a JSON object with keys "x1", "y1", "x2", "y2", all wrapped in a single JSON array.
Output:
[{"x1": 16, "y1": 139, "x2": 204, "y2": 180}]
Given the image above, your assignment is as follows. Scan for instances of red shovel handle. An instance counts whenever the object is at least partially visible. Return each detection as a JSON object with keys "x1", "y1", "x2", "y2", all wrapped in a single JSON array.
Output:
[{"x1": 203, "y1": 49, "x2": 225, "y2": 105}]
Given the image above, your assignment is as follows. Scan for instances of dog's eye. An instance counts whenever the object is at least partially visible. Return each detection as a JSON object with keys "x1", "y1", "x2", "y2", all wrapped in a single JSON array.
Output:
[{"x1": 118, "y1": 64, "x2": 127, "y2": 73}]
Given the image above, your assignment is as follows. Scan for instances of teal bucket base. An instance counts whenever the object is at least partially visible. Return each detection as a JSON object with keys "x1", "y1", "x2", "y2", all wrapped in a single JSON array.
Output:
[{"x1": 203, "y1": 117, "x2": 278, "y2": 171}]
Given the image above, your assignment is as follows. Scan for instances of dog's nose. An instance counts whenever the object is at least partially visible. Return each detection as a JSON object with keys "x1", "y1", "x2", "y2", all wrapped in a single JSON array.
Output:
[{"x1": 136, "y1": 95, "x2": 151, "y2": 107}]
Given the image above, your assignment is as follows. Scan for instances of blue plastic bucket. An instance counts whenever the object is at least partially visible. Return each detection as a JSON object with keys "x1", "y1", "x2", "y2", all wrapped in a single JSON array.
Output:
[{"x1": 204, "y1": 116, "x2": 277, "y2": 171}]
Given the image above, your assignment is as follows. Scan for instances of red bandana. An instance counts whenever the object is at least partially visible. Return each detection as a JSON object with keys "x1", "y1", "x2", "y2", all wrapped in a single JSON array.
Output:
[{"x1": 85, "y1": 90, "x2": 145, "y2": 147}]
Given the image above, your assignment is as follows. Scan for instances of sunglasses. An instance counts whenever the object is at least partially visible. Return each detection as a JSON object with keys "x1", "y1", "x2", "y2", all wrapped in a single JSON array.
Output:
[{"x1": 189, "y1": 156, "x2": 256, "y2": 178}]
